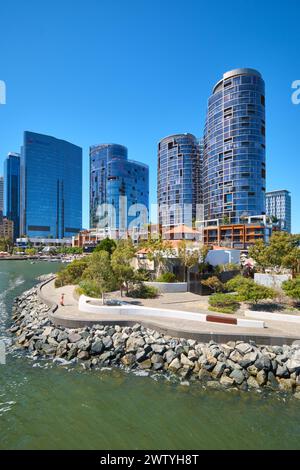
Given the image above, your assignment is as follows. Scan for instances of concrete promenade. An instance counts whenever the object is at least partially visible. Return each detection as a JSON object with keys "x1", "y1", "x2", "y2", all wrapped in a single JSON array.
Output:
[{"x1": 39, "y1": 279, "x2": 300, "y2": 345}]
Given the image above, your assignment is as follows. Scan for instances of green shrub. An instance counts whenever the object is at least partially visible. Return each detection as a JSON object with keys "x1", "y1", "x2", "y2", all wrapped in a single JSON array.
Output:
[
  {"x1": 156, "y1": 272, "x2": 177, "y2": 283},
  {"x1": 226, "y1": 275, "x2": 253, "y2": 292},
  {"x1": 135, "y1": 268, "x2": 152, "y2": 282},
  {"x1": 237, "y1": 283, "x2": 276, "y2": 305},
  {"x1": 282, "y1": 277, "x2": 300, "y2": 301},
  {"x1": 128, "y1": 284, "x2": 158, "y2": 299},
  {"x1": 201, "y1": 276, "x2": 225, "y2": 292},
  {"x1": 209, "y1": 293, "x2": 240, "y2": 314}
]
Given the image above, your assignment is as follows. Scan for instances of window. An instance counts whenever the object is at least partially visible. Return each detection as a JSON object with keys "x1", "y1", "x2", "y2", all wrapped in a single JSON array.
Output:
[
  {"x1": 224, "y1": 194, "x2": 232, "y2": 203},
  {"x1": 261, "y1": 95, "x2": 265, "y2": 106}
]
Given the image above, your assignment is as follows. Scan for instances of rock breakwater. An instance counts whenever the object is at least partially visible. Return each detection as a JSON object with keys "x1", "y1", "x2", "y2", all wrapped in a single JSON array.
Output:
[{"x1": 8, "y1": 286, "x2": 300, "y2": 396}]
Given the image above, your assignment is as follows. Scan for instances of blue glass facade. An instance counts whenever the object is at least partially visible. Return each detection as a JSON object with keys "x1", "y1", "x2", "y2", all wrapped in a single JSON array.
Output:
[
  {"x1": 266, "y1": 190, "x2": 291, "y2": 233},
  {"x1": 203, "y1": 68, "x2": 266, "y2": 224},
  {"x1": 4, "y1": 152, "x2": 20, "y2": 240},
  {"x1": 20, "y1": 132, "x2": 82, "y2": 238},
  {"x1": 90, "y1": 144, "x2": 149, "y2": 230},
  {"x1": 157, "y1": 134, "x2": 202, "y2": 229}
]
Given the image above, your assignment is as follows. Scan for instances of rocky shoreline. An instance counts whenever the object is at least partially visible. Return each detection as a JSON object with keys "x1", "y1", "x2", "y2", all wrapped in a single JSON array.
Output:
[{"x1": 8, "y1": 285, "x2": 300, "y2": 397}]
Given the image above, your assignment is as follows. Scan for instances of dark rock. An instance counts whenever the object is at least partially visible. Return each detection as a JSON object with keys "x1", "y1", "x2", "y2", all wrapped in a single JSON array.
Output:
[
  {"x1": 102, "y1": 336, "x2": 113, "y2": 350},
  {"x1": 136, "y1": 350, "x2": 147, "y2": 363},
  {"x1": 254, "y1": 355, "x2": 271, "y2": 371},
  {"x1": 267, "y1": 371, "x2": 279, "y2": 389},
  {"x1": 91, "y1": 339, "x2": 104, "y2": 355}
]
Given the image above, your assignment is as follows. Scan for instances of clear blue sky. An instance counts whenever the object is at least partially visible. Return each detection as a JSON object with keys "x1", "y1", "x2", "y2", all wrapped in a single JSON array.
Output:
[{"x1": 0, "y1": 0, "x2": 299, "y2": 232}]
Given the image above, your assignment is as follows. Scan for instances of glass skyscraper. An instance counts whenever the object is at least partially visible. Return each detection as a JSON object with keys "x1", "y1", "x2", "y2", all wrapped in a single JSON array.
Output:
[
  {"x1": 4, "y1": 152, "x2": 20, "y2": 240},
  {"x1": 203, "y1": 68, "x2": 266, "y2": 224},
  {"x1": 157, "y1": 133, "x2": 202, "y2": 230},
  {"x1": 266, "y1": 190, "x2": 291, "y2": 233},
  {"x1": 20, "y1": 131, "x2": 82, "y2": 238},
  {"x1": 90, "y1": 144, "x2": 149, "y2": 231},
  {"x1": 0, "y1": 176, "x2": 4, "y2": 216}
]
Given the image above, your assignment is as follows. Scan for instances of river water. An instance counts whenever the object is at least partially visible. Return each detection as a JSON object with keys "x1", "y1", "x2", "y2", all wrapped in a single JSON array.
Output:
[{"x1": 0, "y1": 261, "x2": 300, "y2": 450}]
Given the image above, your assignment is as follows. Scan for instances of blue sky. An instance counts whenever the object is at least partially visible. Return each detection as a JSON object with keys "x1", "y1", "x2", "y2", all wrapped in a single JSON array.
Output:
[{"x1": 0, "y1": 0, "x2": 299, "y2": 232}]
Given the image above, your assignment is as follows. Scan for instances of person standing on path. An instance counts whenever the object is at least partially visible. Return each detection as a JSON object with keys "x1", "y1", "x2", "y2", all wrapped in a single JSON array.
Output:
[{"x1": 60, "y1": 293, "x2": 65, "y2": 307}]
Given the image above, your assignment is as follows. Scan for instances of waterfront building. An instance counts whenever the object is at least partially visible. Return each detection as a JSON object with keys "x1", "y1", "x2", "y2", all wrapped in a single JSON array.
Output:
[
  {"x1": 4, "y1": 152, "x2": 20, "y2": 240},
  {"x1": 0, "y1": 217, "x2": 14, "y2": 242},
  {"x1": 0, "y1": 176, "x2": 4, "y2": 215},
  {"x1": 202, "y1": 215, "x2": 271, "y2": 249},
  {"x1": 266, "y1": 190, "x2": 291, "y2": 233},
  {"x1": 157, "y1": 134, "x2": 202, "y2": 231},
  {"x1": 16, "y1": 236, "x2": 72, "y2": 249},
  {"x1": 20, "y1": 131, "x2": 82, "y2": 238},
  {"x1": 203, "y1": 68, "x2": 266, "y2": 224},
  {"x1": 90, "y1": 144, "x2": 149, "y2": 233}
]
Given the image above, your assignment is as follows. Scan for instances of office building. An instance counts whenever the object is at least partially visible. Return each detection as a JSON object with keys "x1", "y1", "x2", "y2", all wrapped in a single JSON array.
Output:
[
  {"x1": 4, "y1": 152, "x2": 20, "y2": 240},
  {"x1": 266, "y1": 190, "x2": 291, "y2": 233},
  {"x1": 90, "y1": 143, "x2": 149, "y2": 233},
  {"x1": 20, "y1": 131, "x2": 82, "y2": 238},
  {"x1": 0, "y1": 176, "x2": 3, "y2": 215}
]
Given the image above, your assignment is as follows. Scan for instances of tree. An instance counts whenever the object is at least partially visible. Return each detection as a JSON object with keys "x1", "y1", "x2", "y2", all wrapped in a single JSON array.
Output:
[
  {"x1": 221, "y1": 215, "x2": 230, "y2": 225},
  {"x1": 249, "y1": 232, "x2": 300, "y2": 276},
  {"x1": 282, "y1": 248, "x2": 300, "y2": 278},
  {"x1": 201, "y1": 276, "x2": 225, "y2": 293},
  {"x1": 143, "y1": 237, "x2": 175, "y2": 277},
  {"x1": 0, "y1": 237, "x2": 13, "y2": 253},
  {"x1": 282, "y1": 277, "x2": 300, "y2": 302},
  {"x1": 55, "y1": 258, "x2": 89, "y2": 287},
  {"x1": 25, "y1": 247, "x2": 37, "y2": 256},
  {"x1": 111, "y1": 240, "x2": 136, "y2": 296},
  {"x1": 248, "y1": 239, "x2": 269, "y2": 272},
  {"x1": 83, "y1": 250, "x2": 116, "y2": 304},
  {"x1": 94, "y1": 238, "x2": 117, "y2": 256},
  {"x1": 177, "y1": 240, "x2": 200, "y2": 282}
]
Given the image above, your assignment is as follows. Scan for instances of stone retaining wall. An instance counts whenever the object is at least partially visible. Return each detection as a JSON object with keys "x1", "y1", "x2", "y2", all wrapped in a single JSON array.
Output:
[{"x1": 8, "y1": 285, "x2": 300, "y2": 397}]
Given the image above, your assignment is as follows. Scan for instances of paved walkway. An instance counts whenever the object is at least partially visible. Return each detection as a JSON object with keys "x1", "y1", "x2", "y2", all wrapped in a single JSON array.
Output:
[{"x1": 39, "y1": 279, "x2": 300, "y2": 345}]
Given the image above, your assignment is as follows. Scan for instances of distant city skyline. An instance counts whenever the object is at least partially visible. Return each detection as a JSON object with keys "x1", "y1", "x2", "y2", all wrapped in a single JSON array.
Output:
[{"x1": 0, "y1": 0, "x2": 299, "y2": 232}]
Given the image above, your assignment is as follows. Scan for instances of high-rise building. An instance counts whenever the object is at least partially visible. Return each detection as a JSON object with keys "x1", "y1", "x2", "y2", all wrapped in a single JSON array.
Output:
[
  {"x1": 203, "y1": 68, "x2": 266, "y2": 224},
  {"x1": 157, "y1": 133, "x2": 202, "y2": 231},
  {"x1": 90, "y1": 144, "x2": 149, "y2": 233},
  {"x1": 4, "y1": 152, "x2": 20, "y2": 240},
  {"x1": 266, "y1": 190, "x2": 291, "y2": 233},
  {"x1": 0, "y1": 176, "x2": 4, "y2": 215},
  {"x1": 20, "y1": 131, "x2": 82, "y2": 238}
]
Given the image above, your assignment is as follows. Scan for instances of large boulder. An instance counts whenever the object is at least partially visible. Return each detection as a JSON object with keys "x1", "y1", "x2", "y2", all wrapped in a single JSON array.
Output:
[
  {"x1": 90, "y1": 339, "x2": 104, "y2": 355},
  {"x1": 230, "y1": 369, "x2": 245, "y2": 385}
]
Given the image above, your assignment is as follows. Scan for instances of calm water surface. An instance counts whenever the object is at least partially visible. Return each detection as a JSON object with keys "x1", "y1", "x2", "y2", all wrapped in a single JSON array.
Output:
[{"x1": 0, "y1": 261, "x2": 299, "y2": 450}]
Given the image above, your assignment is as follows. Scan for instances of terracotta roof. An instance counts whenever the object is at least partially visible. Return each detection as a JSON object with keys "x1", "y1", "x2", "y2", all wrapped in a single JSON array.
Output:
[{"x1": 164, "y1": 224, "x2": 201, "y2": 235}]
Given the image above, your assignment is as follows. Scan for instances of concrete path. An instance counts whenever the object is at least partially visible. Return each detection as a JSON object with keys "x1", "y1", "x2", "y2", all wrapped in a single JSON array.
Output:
[{"x1": 39, "y1": 279, "x2": 300, "y2": 345}]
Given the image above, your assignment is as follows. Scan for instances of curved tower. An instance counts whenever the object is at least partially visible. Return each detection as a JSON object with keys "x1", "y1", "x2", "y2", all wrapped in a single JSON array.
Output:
[
  {"x1": 157, "y1": 133, "x2": 202, "y2": 230},
  {"x1": 203, "y1": 68, "x2": 266, "y2": 224},
  {"x1": 90, "y1": 144, "x2": 149, "y2": 231}
]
